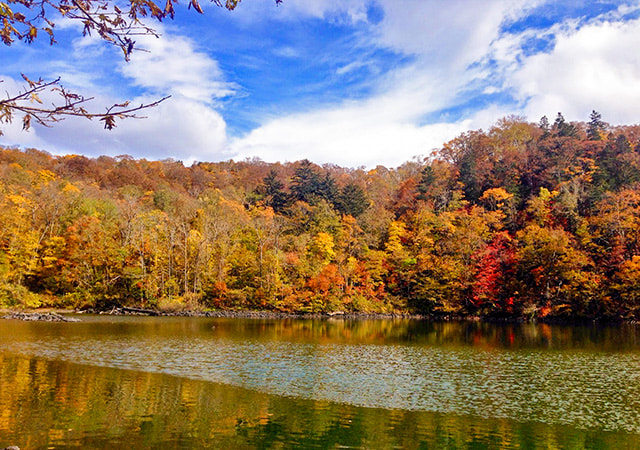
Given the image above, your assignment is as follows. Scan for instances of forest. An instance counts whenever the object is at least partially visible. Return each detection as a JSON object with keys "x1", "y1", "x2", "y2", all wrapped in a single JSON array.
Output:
[{"x1": 1, "y1": 112, "x2": 640, "y2": 320}]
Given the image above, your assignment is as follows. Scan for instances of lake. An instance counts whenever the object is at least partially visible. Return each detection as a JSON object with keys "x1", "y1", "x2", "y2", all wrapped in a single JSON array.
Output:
[{"x1": 1, "y1": 316, "x2": 639, "y2": 448}]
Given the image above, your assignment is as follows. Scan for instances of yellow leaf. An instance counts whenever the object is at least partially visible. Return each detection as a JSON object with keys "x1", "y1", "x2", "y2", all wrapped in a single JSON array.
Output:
[{"x1": 30, "y1": 92, "x2": 43, "y2": 104}]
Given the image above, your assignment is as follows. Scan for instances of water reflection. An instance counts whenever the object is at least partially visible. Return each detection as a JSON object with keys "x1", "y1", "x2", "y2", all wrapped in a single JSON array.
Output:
[
  {"x1": 0, "y1": 354, "x2": 637, "y2": 449},
  {"x1": 1, "y1": 317, "x2": 640, "y2": 445},
  {"x1": 6, "y1": 316, "x2": 640, "y2": 350}
]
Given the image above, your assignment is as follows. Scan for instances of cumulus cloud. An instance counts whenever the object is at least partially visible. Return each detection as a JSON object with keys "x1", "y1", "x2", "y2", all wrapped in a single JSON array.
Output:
[
  {"x1": 4, "y1": 0, "x2": 640, "y2": 169},
  {"x1": 0, "y1": 75, "x2": 51, "y2": 148},
  {"x1": 228, "y1": 92, "x2": 517, "y2": 168},
  {"x1": 229, "y1": 98, "x2": 470, "y2": 168},
  {"x1": 227, "y1": 0, "x2": 537, "y2": 167},
  {"x1": 13, "y1": 95, "x2": 226, "y2": 162},
  {"x1": 119, "y1": 25, "x2": 236, "y2": 102},
  {"x1": 510, "y1": 17, "x2": 640, "y2": 123},
  {"x1": 1, "y1": 24, "x2": 232, "y2": 161},
  {"x1": 228, "y1": 1, "x2": 640, "y2": 167},
  {"x1": 107, "y1": 97, "x2": 228, "y2": 162}
]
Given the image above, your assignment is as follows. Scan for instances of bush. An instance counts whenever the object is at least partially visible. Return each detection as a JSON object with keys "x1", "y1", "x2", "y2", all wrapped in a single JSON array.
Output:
[
  {"x1": 157, "y1": 293, "x2": 201, "y2": 313},
  {"x1": 0, "y1": 283, "x2": 44, "y2": 309},
  {"x1": 60, "y1": 291, "x2": 97, "y2": 310}
]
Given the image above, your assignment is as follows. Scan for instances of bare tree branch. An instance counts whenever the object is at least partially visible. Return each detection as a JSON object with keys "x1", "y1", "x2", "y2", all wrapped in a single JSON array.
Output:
[
  {"x1": 0, "y1": 0, "x2": 281, "y2": 135},
  {"x1": 0, "y1": 75, "x2": 170, "y2": 133}
]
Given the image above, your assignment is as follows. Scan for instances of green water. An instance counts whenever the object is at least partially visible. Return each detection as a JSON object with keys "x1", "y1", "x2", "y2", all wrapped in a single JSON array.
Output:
[{"x1": 1, "y1": 317, "x2": 639, "y2": 448}]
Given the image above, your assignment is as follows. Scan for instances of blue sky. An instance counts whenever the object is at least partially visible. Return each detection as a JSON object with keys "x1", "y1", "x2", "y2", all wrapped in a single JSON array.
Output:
[{"x1": 2, "y1": 0, "x2": 640, "y2": 167}]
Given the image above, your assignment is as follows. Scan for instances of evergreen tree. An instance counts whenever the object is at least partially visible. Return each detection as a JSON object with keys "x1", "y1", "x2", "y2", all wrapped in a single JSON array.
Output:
[
  {"x1": 539, "y1": 115, "x2": 550, "y2": 134},
  {"x1": 318, "y1": 173, "x2": 339, "y2": 206},
  {"x1": 416, "y1": 166, "x2": 435, "y2": 201},
  {"x1": 553, "y1": 112, "x2": 578, "y2": 138},
  {"x1": 587, "y1": 110, "x2": 606, "y2": 141},
  {"x1": 595, "y1": 134, "x2": 637, "y2": 191},
  {"x1": 336, "y1": 183, "x2": 369, "y2": 217},
  {"x1": 290, "y1": 159, "x2": 322, "y2": 204},
  {"x1": 261, "y1": 169, "x2": 289, "y2": 213}
]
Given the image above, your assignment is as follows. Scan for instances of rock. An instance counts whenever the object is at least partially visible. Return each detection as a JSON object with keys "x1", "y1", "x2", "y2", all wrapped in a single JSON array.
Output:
[
  {"x1": 1, "y1": 312, "x2": 80, "y2": 322},
  {"x1": 3, "y1": 446, "x2": 21, "y2": 450}
]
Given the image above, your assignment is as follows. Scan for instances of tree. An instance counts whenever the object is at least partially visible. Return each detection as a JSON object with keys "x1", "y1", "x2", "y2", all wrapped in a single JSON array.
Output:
[
  {"x1": 552, "y1": 112, "x2": 578, "y2": 138},
  {"x1": 257, "y1": 169, "x2": 289, "y2": 213},
  {"x1": 471, "y1": 231, "x2": 516, "y2": 315},
  {"x1": 290, "y1": 159, "x2": 322, "y2": 204},
  {"x1": 516, "y1": 223, "x2": 593, "y2": 315},
  {"x1": 611, "y1": 256, "x2": 640, "y2": 319},
  {"x1": 587, "y1": 110, "x2": 606, "y2": 141},
  {"x1": 440, "y1": 130, "x2": 495, "y2": 203},
  {"x1": 594, "y1": 134, "x2": 639, "y2": 191},
  {"x1": 336, "y1": 183, "x2": 369, "y2": 217},
  {"x1": 4, "y1": 112, "x2": 640, "y2": 318},
  {"x1": 538, "y1": 115, "x2": 550, "y2": 133},
  {"x1": 0, "y1": 0, "x2": 281, "y2": 133},
  {"x1": 317, "y1": 172, "x2": 339, "y2": 206},
  {"x1": 414, "y1": 160, "x2": 463, "y2": 212}
]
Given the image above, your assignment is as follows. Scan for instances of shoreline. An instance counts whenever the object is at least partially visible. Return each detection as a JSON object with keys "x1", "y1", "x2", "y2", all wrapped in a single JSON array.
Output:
[{"x1": 1, "y1": 307, "x2": 636, "y2": 325}]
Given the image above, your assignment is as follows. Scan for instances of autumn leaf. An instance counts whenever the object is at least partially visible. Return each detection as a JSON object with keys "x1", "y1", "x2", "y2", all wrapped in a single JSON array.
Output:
[
  {"x1": 189, "y1": 0, "x2": 204, "y2": 14},
  {"x1": 100, "y1": 115, "x2": 116, "y2": 130}
]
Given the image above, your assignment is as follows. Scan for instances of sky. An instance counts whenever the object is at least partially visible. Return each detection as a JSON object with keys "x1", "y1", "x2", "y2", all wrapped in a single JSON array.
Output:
[{"x1": 1, "y1": 0, "x2": 640, "y2": 168}]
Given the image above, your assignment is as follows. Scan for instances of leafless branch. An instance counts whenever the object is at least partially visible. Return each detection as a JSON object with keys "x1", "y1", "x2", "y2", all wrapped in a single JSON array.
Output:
[
  {"x1": 0, "y1": 0, "x2": 282, "y2": 134},
  {"x1": 0, "y1": 75, "x2": 170, "y2": 131}
]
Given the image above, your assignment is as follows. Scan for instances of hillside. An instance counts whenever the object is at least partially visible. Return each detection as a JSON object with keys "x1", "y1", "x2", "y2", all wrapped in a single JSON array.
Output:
[{"x1": 2, "y1": 113, "x2": 640, "y2": 320}]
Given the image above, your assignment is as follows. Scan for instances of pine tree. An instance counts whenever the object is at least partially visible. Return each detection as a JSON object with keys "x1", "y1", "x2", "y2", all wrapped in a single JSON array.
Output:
[
  {"x1": 336, "y1": 183, "x2": 369, "y2": 217},
  {"x1": 587, "y1": 110, "x2": 606, "y2": 141},
  {"x1": 539, "y1": 115, "x2": 550, "y2": 133},
  {"x1": 318, "y1": 173, "x2": 339, "y2": 205},
  {"x1": 261, "y1": 169, "x2": 289, "y2": 213},
  {"x1": 290, "y1": 159, "x2": 322, "y2": 204},
  {"x1": 552, "y1": 112, "x2": 578, "y2": 137}
]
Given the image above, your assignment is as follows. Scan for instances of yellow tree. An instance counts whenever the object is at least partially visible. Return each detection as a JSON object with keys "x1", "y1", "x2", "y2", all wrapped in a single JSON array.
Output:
[
  {"x1": 0, "y1": 190, "x2": 39, "y2": 286},
  {"x1": 515, "y1": 223, "x2": 597, "y2": 317},
  {"x1": 611, "y1": 256, "x2": 640, "y2": 319},
  {"x1": 198, "y1": 190, "x2": 249, "y2": 306},
  {"x1": 247, "y1": 206, "x2": 285, "y2": 306}
]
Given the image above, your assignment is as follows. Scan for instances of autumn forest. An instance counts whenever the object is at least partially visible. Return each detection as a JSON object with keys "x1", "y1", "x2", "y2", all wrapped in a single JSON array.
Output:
[{"x1": 2, "y1": 113, "x2": 640, "y2": 320}]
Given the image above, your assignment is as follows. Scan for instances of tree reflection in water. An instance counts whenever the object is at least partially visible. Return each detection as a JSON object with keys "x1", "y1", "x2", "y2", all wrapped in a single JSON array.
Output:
[{"x1": 0, "y1": 354, "x2": 637, "y2": 449}]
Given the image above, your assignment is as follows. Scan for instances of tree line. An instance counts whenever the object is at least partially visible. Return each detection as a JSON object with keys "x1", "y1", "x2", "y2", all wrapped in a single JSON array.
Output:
[{"x1": 1, "y1": 112, "x2": 640, "y2": 320}]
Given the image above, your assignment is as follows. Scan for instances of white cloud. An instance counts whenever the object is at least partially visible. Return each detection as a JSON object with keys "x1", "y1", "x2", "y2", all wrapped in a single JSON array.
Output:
[
  {"x1": 104, "y1": 97, "x2": 228, "y2": 162},
  {"x1": 19, "y1": 95, "x2": 228, "y2": 162},
  {"x1": 119, "y1": 25, "x2": 236, "y2": 102},
  {"x1": 376, "y1": 1, "x2": 499, "y2": 63},
  {"x1": 228, "y1": 91, "x2": 518, "y2": 168},
  {"x1": 2, "y1": 24, "x2": 233, "y2": 161},
  {"x1": 228, "y1": 1, "x2": 640, "y2": 168},
  {"x1": 227, "y1": 0, "x2": 538, "y2": 167},
  {"x1": 0, "y1": 75, "x2": 50, "y2": 149},
  {"x1": 229, "y1": 100, "x2": 468, "y2": 168},
  {"x1": 273, "y1": 46, "x2": 300, "y2": 58},
  {"x1": 510, "y1": 17, "x2": 640, "y2": 123},
  {"x1": 6, "y1": 0, "x2": 640, "y2": 170},
  {"x1": 266, "y1": 0, "x2": 371, "y2": 24}
]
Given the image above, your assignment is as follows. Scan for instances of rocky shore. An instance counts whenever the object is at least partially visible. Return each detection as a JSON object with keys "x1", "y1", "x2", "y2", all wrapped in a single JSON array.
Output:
[
  {"x1": 1, "y1": 312, "x2": 80, "y2": 322},
  {"x1": 1, "y1": 308, "x2": 628, "y2": 324},
  {"x1": 90, "y1": 306, "x2": 424, "y2": 320}
]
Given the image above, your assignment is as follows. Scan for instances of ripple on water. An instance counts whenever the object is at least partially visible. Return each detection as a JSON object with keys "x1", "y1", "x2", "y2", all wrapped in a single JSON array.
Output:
[{"x1": 2, "y1": 326, "x2": 640, "y2": 434}]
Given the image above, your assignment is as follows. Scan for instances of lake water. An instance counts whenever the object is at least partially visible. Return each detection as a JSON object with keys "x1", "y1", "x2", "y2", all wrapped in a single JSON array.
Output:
[{"x1": 1, "y1": 316, "x2": 639, "y2": 448}]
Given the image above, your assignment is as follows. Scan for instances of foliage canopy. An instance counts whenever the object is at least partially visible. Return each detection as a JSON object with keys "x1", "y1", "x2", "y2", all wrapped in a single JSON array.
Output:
[{"x1": 2, "y1": 113, "x2": 640, "y2": 320}]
